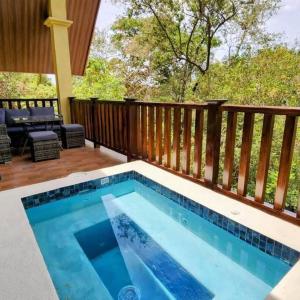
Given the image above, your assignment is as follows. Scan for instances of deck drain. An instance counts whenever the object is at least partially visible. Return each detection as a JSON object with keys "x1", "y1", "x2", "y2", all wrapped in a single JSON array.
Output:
[
  {"x1": 231, "y1": 210, "x2": 240, "y2": 215},
  {"x1": 118, "y1": 285, "x2": 140, "y2": 300}
]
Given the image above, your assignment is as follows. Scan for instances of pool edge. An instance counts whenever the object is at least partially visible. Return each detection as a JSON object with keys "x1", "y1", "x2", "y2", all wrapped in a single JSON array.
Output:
[{"x1": 1, "y1": 160, "x2": 300, "y2": 300}]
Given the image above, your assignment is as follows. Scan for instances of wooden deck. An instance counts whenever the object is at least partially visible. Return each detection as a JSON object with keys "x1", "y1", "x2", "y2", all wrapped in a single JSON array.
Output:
[{"x1": 0, "y1": 144, "x2": 125, "y2": 191}]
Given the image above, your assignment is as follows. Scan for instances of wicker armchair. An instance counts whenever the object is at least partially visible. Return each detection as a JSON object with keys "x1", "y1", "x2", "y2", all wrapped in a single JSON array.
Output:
[{"x1": 0, "y1": 124, "x2": 12, "y2": 163}]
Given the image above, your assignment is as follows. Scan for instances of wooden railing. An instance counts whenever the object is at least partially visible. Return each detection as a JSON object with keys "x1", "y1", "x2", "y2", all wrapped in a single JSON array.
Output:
[
  {"x1": 70, "y1": 97, "x2": 300, "y2": 225},
  {"x1": 0, "y1": 98, "x2": 60, "y2": 113}
]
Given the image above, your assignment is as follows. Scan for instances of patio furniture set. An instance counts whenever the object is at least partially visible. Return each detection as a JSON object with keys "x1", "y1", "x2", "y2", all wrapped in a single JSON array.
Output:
[{"x1": 0, "y1": 107, "x2": 85, "y2": 164}]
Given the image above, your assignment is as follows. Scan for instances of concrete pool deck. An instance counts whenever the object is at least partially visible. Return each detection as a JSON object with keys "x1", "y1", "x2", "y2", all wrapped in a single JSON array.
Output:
[{"x1": 0, "y1": 160, "x2": 299, "y2": 299}]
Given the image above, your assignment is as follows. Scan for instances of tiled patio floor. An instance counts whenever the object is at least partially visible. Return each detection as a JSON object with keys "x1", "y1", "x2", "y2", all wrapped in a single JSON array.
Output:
[{"x1": 0, "y1": 143, "x2": 125, "y2": 191}]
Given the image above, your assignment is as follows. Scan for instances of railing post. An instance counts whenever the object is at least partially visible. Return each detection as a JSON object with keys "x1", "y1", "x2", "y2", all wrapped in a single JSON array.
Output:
[
  {"x1": 68, "y1": 96, "x2": 75, "y2": 123},
  {"x1": 204, "y1": 99, "x2": 227, "y2": 185},
  {"x1": 90, "y1": 97, "x2": 100, "y2": 149},
  {"x1": 124, "y1": 97, "x2": 137, "y2": 162}
]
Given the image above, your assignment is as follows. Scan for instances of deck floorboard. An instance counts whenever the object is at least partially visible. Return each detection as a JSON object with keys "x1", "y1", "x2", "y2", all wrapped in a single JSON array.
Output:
[{"x1": 0, "y1": 144, "x2": 124, "y2": 191}]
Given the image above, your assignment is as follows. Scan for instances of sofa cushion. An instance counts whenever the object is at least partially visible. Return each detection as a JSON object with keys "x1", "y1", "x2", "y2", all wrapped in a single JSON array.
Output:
[
  {"x1": 27, "y1": 124, "x2": 60, "y2": 132},
  {"x1": 5, "y1": 109, "x2": 30, "y2": 124},
  {"x1": 61, "y1": 124, "x2": 84, "y2": 132},
  {"x1": 46, "y1": 124, "x2": 61, "y2": 131},
  {"x1": 0, "y1": 109, "x2": 5, "y2": 124},
  {"x1": 29, "y1": 107, "x2": 54, "y2": 117},
  {"x1": 7, "y1": 126, "x2": 25, "y2": 134},
  {"x1": 29, "y1": 131, "x2": 58, "y2": 142}
]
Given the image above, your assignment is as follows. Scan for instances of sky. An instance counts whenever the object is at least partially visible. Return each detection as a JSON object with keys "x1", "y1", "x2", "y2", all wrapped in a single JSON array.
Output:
[{"x1": 96, "y1": 0, "x2": 300, "y2": 47}]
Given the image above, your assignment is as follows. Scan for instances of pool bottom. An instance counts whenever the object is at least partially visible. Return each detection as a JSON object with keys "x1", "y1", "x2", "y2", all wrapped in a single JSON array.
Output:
[
  {"x1": 76, "y1": 215, "x2": 214, "y2": 300},
  {"x1": 27, "y1": 179, "x2": 292, "y2": 300}
]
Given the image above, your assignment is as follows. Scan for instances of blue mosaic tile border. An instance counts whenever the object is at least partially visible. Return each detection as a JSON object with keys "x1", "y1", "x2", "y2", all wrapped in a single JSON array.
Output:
[
  {"x1": 21, "y1": 170, "x2": 300, "y2": 266},
  {"x1": 22, "y1": 171, "x2": 134, "y2": 209}
]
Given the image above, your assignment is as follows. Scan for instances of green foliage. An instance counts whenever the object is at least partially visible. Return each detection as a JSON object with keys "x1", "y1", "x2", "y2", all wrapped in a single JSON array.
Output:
[
  {"x1": 73, "y1": 57, "x2": 126, "y2": 100},
  {"x1": 118, "y1": 0, "x2": 280, "y2": 101},
  {"x1": 197, "y1": 47, "x2": 300, "y2": 106},
  {"x1": 0, "y1": 73, "x2": 56, "y2": 98}
]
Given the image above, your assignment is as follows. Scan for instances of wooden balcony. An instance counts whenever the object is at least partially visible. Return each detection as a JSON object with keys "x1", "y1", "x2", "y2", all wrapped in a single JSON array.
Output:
[{"x1": 1, "y1": 97, "x2": 300, "y2": 225}]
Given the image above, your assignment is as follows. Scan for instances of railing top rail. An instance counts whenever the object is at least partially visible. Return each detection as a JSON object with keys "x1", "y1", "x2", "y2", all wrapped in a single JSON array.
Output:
[
  {"x1": 132, "y1": 101, "x2": 208, "y2": 109},
  {"x1": 71, "y1": 98, "x2": 300, "y2": 115},
  {"x1": 222, "y1": 104, "x2": 300, "y2": 116},
  {"x1": 72, "y1": 98, "x2": 208, "y2": 109},
  {"x1": 0, "y1": 98, "x2": 58, "y2": 101},
  {"x1": 71, "y1": 99, "x2": 125, "y2": 104}
]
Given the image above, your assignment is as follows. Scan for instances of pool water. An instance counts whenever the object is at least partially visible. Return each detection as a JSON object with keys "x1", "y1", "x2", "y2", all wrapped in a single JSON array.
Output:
[{"x1": 26, "y1": 179, "x2": 291, "y2": 300}]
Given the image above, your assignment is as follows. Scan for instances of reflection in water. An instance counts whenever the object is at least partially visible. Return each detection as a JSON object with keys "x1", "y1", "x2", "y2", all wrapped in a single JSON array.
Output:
[{"x1": 102, "y1": 195, "x2": 214, "y2": 300}]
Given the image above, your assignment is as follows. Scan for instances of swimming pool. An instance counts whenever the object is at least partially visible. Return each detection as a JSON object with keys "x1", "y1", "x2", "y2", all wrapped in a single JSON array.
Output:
[{"x1": 23, "y1": 171, "x2": 299, "y2": 300}]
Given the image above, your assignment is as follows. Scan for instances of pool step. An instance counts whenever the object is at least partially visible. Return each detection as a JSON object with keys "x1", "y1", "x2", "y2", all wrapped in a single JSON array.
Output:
[{"x1": 103, "y1": 192, "x2": 272, "y2": 300}]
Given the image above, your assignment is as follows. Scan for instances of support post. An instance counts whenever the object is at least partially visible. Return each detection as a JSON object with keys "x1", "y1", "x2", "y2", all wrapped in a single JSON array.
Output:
[
  {"x1": 124, "y1": 97, "x2": 137, "y2": 162},
  {"x1": 91, "y1": 97, "x2": 100, "y2": 149},
  {"x1": 44, "y1": 0, "x2": 73, "y2": 124},
  {"x1": 204, "y1": 99, "x2": 227, "y2": 185}
]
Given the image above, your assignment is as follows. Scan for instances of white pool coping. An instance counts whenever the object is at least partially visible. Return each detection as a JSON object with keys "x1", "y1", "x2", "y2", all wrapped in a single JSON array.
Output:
[{"x1": 0, "y1": 160, "x2": 299, "y2": 300}]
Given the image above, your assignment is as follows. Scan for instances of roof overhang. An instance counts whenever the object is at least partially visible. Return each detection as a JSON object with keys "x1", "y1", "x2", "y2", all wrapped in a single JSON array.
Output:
[{"x1": 0, "y1": 0, "x2": 101, "y2": 76}]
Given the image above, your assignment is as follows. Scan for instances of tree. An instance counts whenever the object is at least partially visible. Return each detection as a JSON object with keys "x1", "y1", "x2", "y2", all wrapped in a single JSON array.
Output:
[
  {"x1": 197, "y1": 46, "x2": 300, "y2": 105},
  {"x1": 73, "y1": 57, "x2": 126, "y2": 100},
  {"x1": 0, "y1": 73, "x2": 56, "y2": 99},
  {"x1": 117, "y1": 0, "x2": 280, "y2": 101}
]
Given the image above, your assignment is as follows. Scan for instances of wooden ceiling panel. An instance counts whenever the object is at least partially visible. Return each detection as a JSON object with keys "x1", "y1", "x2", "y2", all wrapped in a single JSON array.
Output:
[{"x1": 0, "y1": 0, "x2": 100, "y2": 75}]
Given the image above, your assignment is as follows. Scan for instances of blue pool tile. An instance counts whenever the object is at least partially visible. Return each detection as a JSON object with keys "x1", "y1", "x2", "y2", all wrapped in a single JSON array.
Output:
[
  {"x1": 274, "y1": 242, "x2": 283, "y2": 258},
  {"x1": 252, "y1": 232, "x2": 260, "y2": 248},
  {"x1": 227, "y1": 220, "x2": 235, "y2": 234},
  {"x1": 266, "y1": 238, "x2": 275, "y2": 255},
  {"x1": 239, "y1": 225, "x2": 247, "y2": 241},
  {"x1": 222, "y1": 218, "x2": 228, "y2": 230}
]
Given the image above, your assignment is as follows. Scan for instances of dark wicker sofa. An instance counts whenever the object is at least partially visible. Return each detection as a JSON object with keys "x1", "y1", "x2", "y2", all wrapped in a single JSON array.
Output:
[
  {"x1": 0, "y1": 123, "x2": 11, "y2": 164},
  {"x1": 2, "y1": 107, "x2": 62, "y2": 149}
]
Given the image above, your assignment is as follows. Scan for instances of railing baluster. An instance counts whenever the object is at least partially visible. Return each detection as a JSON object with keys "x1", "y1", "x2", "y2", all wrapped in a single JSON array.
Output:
[
  {"x1": 90, "y1": 98, "x2": 98, "y2": 148},
  {"x1": 141, "y1": 105, "x2": 148, "y2": 159},
  {"x1": 193, "y1": 109, "x2": 204, "y2": 179},
  {"x1": 237, "y1": 112, "x2": 255, "y2": 196},
  {"x1": 255, "y1": 114, "x2": 274, "y2": 203},
  {"x1": 105, "y1": 104, "x2": 110, "y2": 147},
  {"x1": 223, "y1": 111, "x2": 237, "y2": 190},
  {"x1": 205, "y1": 100, "x2": 226, "y2": 184},
  {"x1": 164, "y1": 107, "x2": 171, "y2": 168},
  {"x1": 182, "y1": 108, "x2": 192, "y2": 175},
  {"x1": 147, "y1": 106, "x2": 155, "y2": 161},
  {"x1": 122, "y1": 104, "x2": 127, "y2": 154},
  {"x1": 99, "y1": 103, "x2": 105, "y2": 145},
  {"x1": 136, "y1": 105, "x2": 142, "y2": 157},
  {"x1": 113, "y1": 104, "x2": 120, "y2": 150},
  {"x1": 172, "y1": 107, "x2": 181, "y2": 171},
  {"x1": 118, "y1": 105, "x2": 123, "y2": 151},
  {"x1": 132, "y1": 104, "x2": 139, "y2": 157},
  {"x1": 109, "y1": 103, "x2": 115, "y2": 148},
  {"x1": 95, "y1": 102, "x2": 101, "y2": 145},
  {"x1": 274, "y1": 116, "x2": 297, "y2": 211},
  {"x1": 155, "y1": 106, "x2": 163, "y2": 164}
]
